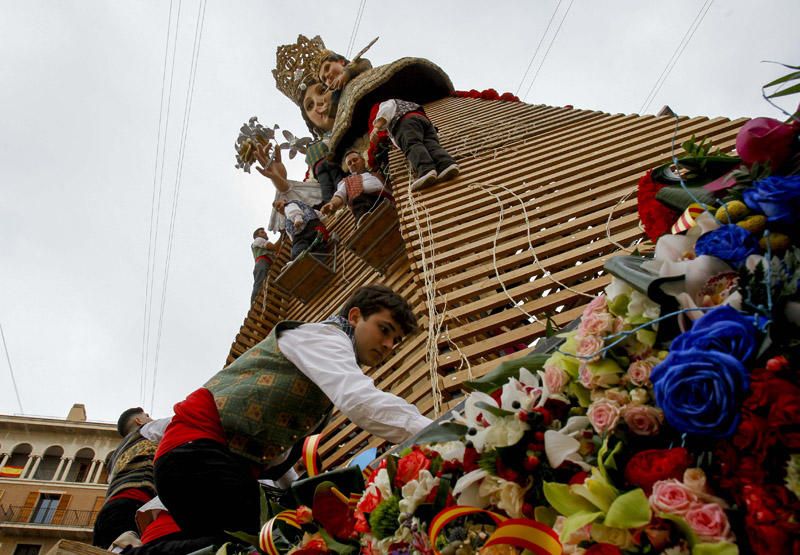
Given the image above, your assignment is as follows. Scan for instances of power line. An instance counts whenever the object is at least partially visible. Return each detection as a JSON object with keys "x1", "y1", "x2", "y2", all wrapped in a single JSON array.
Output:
[
  {"x1": 150, "y1": 0, "x2": 207, "y2": 412},
  {"x1": 523, "y1": 0, "x2": 575, "y2": 101},
  {"x1": 141, "y1": 0, "x2": 175, "y2": 407},
  {"x1": 639, "y1": 0, "x2": 714, "y2": 114},
  {"x1": 515, "y1": 0, "x2": 563, "y2": 97},
  {"x1": 345, "y1": 0, "x2": 367, "y2": 59},
  {"x1": 0, "y1": 323, "x2": 24, "y2": 414}
]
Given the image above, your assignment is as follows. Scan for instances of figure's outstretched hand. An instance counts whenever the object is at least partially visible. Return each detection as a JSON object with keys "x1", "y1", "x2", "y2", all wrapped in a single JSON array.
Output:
[
  {"x1": 255, "y1": 143, "x2": 287, "y2": 181},
  {"x1": 328, "y1": 72, "x2": 349, "y2": 91}
]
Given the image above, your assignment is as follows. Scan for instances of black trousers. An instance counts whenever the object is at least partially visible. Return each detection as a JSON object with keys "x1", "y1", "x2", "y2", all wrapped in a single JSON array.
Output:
[
  {"x1": 92, "y1": 497, "x2": 146, "y2": 548},
  {"x1": 313, "y1": 159, "x2": 344, "y2": 205},
  {"x1": 251, "y1": 258, "x2": 270, "y2": 303},
  {"x1": 351, "y1": 193, "x2": 387, "y2": 220},
  {"x1": 291, "y1": 219, "x2": 329, "y2": 261},
  {"x1": 153, "y1": 440, "x2": 261, "y2": 540},
  {"x1": 394, "y1": 115, "x2": 455, "y2": 177}
]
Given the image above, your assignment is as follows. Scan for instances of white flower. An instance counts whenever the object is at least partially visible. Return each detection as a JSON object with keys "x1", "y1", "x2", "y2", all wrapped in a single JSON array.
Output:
[
  {"x1": 399, "y1": 469, "x2": 438, "y2": 515},
  {"x1": 373, "y1": 468, "x2": 393, "y2": 501},
  {"x1": 431, "y1": 441, "x2": 466, "y2": 463},
  {"x1": 484, "y1": 416, "x2": 529, "y2": 450},
  {"x1": 452, "y1": 468, "x2": 490, "y2": 508},
  {"x1": 478, "y1": 475, "x2": 531, "y2": 518},
  {"x1": 544, "y1": 416, "x2": 592, "y2": 470}
]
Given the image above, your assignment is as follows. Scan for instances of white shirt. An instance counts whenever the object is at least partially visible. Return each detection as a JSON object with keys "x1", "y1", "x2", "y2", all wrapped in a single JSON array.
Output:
[
  {"x1": 268, "y1": 180, "x2": 324, "y2": 232},
  {"x1": 251, "y1": 237, "x2": 270, "y2": 249},
  {"x1": 140, "y1": 417, "x2": 172, "y2": 443},
  {"x1": 277, "y1": 323, "x2": 431, "y2": 444},
  {"x1": 283, "y1": 202, "x2": 322, "y2": 232},
  {"x1": 334, "y1": 172, "x2": 385, "y2": 204},
  {"x1": 373, "y1": 99, "x2": 399, "y2": 127}
]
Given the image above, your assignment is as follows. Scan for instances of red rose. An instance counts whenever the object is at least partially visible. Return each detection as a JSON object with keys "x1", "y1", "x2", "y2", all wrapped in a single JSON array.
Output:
[
  {"x1": 732, "y1": 413, "x2": 772, "y2": 456},
  {"x1": 769, "y1": 387, "x2": 800, "y2": 427},
  {"x1": 585, "y1": 543, "x2": 623, "y2": 555},
  {"x1": 624, "y1": 448, "x2": 692, "y2": 495},
  {"x1": 746, "y1": 517, "x2": 791, "y2": 555},
  {"x1": 462, "y1": 446, "x2": 480, "y2": 472},
  {"x1": 394, "y1": 450, "x2": 431, "y2": 487}
]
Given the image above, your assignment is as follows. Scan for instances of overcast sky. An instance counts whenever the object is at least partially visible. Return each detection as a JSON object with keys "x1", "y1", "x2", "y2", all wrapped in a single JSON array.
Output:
[{"x1": 1, "y1": 1, "x2": 798, "y2": 423}]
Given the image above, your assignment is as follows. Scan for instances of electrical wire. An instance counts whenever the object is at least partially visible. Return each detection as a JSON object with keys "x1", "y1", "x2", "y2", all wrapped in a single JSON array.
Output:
[
  {"x1": 523, "y1": 0, "x2": 575, "y2": 101},
  {"x1": 149, "y1": 0, "x2": 207, "y2": 412},
  {"x1": 1, "y1": 323, "x2": 24, "y2": 414},
  {"x1": 345, "y1": 0, "x2": 367, "y2": 59},
  {"x1": 639, "y1": 0, "x2": 714, "y2": 114},
  {"x1": 515, "y1": 0, "x2": 563, "y2": 97},
  {"x1": 140, "y1": 0, "x2": 175, "y2": 407}
]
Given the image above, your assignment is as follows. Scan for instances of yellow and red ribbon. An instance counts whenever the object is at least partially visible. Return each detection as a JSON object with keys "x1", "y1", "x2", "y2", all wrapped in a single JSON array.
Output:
[
  {"x1": 259, "y1": 510, "x2": 301, "y2": 555},
  {"x1": 428, "y1": 506, "x2": 561, "y2": 555},
  {"x1": 670, "y1": 203, "x2": 707, "y2": 234},
  {"x1": 302, "y1": 434, "x2": 322, "y2": 477}
]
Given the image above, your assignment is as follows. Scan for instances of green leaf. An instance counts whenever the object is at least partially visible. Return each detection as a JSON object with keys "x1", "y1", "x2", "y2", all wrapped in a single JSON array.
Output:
[
  {"x1": 534, "y1": 506, "x2": 558, "y2": 528},
  {"x1": 766, "y1": 82, "x2": 800, "y2": 98},
  {"x1": 385, "y1": 455, "x2": 398, "y2": 494},
  {"x1": 225, "y1": 531, "x2": 259, "y2": 548},
  {"x1": 413, "y1": 422, "x2": 468, "y2": 444},
  {"x1": 655, "y1": 186, "x2": 716, "y2": 212},
  {"x1": 318, "y1": 529, "x2": 357, "y2": 555},
  {"x1": 693, "y1": 542, "x2": 740, "y2": 555},
  {"x1": 543, "y1": 482, "x2": 599, "y2": 516},
  {"x1": 659, "y1": 512, "x2": 698, "y2": 546},
  {"x1": 763, "y1": 70, "x2": 800, "y2": 88},
  {"x1": 546, "y1": 316, "x2": 559, "y2": 338},
  {"x1": 474, "y1": 401, "x2": 515, "y2": 418},
  {"x1": 433, "y1": 476, "x2": 451, "y2": 513},
  {"x1": 559, "y1": 511, "x2": 603, "y2": 542},
  {"x1": 464, "y1": 353, "x2": 550, "y2": 392},
  {"x1": 603, "y1": 488, "x2": 651, "y2": 528}
]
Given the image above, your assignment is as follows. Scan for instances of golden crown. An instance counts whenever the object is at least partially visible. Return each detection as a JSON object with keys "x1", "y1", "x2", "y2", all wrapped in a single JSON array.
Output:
[{"x1": 272, "y1": 35, "x2": 328, "y2": 106}]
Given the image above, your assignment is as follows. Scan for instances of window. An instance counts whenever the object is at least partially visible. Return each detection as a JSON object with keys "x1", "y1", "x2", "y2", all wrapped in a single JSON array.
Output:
[
  {"x1": 13, "y1": 545, "x2": 41, "y2": 555},
  {"x1": 29, "y1": 493, "x2": 60, "y2": 524}
]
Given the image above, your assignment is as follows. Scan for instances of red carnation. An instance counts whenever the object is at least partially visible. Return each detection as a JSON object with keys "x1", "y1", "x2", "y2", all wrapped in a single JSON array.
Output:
[
  {"x1": 624, "y1": 447, "x2": 692, "y2": 495},
  {"x1": 732, "y1": 413, "x2": 772, "y2": 456},
  {"x1": 636, "y1": 170, "x2": 680, "y2": 242}
]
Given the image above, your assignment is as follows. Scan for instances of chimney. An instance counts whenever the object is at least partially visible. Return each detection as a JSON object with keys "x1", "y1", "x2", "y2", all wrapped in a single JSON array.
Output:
[{"x1": 66, "y1": 403, "x2": 87, "y2": 422}]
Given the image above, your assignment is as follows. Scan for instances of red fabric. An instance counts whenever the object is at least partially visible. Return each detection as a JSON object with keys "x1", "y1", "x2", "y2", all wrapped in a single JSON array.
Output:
[
  {"x1": 451, "y1": 89, "x2": 520, "y2": 102},
  {"x1": 107, "y1": 488, "x2": 153, "y2": 504},
  {"x1": 154, "y1": 388, "x2": 226, "y2": 461},
  {"x1": 140, "y1": 511, "x2": 182, "y2": 544},
  {"x1": 313, "y1": 224, "x2": 330, "y2": 243},
  {"x1": 255, "y1": 255, "x2": 272, "y2": 264}
]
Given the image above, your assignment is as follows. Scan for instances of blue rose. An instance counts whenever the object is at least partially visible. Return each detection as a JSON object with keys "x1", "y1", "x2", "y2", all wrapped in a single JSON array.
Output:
[
  {"x1": 694, "y1": 224, "x2": 759, "y2": 267},
  {"x1": 670, "y1": 305, "x2": 758, "y2": 362},
  {"x1": 743, "y1": 175, "x2": 800, "y2": 225},
  {"x1": 651, "y1": 349, "x2": 749, "y2": 438}
]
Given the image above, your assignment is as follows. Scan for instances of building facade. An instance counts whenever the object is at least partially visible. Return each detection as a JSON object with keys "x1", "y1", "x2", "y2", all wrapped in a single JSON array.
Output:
[{"x1": 0, "y1": 405, "x2": 120, "y2": 555}]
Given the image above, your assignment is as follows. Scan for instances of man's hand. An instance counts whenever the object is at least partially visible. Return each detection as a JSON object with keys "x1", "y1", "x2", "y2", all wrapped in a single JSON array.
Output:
[
  {"x1": 292, "y1": 216, "x2": 304, "y2": 228},
  {"x1": 320, "y1": 202, "x2": 335, "y2": 216}
]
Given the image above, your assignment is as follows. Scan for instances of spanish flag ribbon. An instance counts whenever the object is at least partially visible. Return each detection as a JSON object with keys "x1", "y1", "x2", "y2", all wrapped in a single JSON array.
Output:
[
  {"x1": 259, "y1": 510, "x2": 301, "y2": 555},
  {"x1": 670, "y1": 203, "x2": 707, "y2": 234},
  {"x1": 429, "y1": 507, "x2": 561, "y2": 555},
  {"x1": 302, "y1": 434, "x2": 322, "y2": 477},
  {"x1": 0, "y1": 466, "x2": 23, "y2": 478},
  {"x1": 348, "y1": 492, "x2": 362, "y2": 509}
]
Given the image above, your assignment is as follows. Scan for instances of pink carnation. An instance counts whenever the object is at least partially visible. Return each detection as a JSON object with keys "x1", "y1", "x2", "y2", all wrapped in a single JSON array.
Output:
[
  {"x1": 623, "y1": 405, "x2": 663, "y2": 436},
  {"x1": 587, "y1": 399, "x2": 621, "y2": 435},
  {"x1": 649, "y1": 479, "x2": 698, "y2": 515},
  {"x1": 544, "y1": 365, "x2": 569, "y2": 394},
  {"x1": 685, "y1": 503, "x2": 733, "y2": 543},
  {"x1": 627, "y1": 360, "x2": 654, "y2": 387}
]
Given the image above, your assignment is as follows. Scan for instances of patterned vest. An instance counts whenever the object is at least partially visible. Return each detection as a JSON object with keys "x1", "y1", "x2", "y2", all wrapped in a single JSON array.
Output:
[
  {"x1": 251, "y1": 242, "x2": 273, "y2": 261},
  {"x1": 284, "y1": 201, "x2": 321, "y2": 239},
  {"x1": 105, "y1": 429, "x2": 157, "y2": 499},
  {"x1": 343, "y1": 174, "x2": 365, "y2": 206},
  {"x1": 387, "y1": 99, "x2": 424, "y2": 135},
  {"x1": 204, "y1": 321, "x2": 335, "y2": 465}
]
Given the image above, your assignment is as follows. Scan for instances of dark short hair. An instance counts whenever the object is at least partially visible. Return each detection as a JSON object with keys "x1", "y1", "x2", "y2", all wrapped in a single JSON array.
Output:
[
  {"x1": 343, "y1": 150, "x2": 362, "y2": 161},
  {"x1": 117, "y1": 407, "x2": 145, "y2": 437},
  {"x1": 253, "y1": 227, "x2": 265, "y2": 239},
  {"x1": 339, "y1": 284, "x2": 417, "y2": 335}
]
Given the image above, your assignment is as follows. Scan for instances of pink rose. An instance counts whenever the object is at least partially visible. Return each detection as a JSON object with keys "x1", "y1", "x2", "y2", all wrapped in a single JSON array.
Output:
[
  {"x1": 544, "y1": 364, "x2": 569, "y2": 394},
  {"x1": 627, "y1": 360, "x2": 654, "y2": 387},
  {"x1": 581, "y1": 295, "x2": 607, "y2": 319},
  {"x1": 587, "y1": 399, "x2": 621, "y2": 435},
  {"x1": 623, "y1": 405, "x2": 663, "y2": 436},
  {"x1": 649, "y1": 479, "x2": 698, "y2": 515},
  {"x1": 685, "y1": 503, "x2": 733, "y2": 543},
  {"x1": 579, "y1": 311, "x2": 616, "y2": 337},
  {"x1": 577, "y1": 335, "x2": 604, "y2": 362}
]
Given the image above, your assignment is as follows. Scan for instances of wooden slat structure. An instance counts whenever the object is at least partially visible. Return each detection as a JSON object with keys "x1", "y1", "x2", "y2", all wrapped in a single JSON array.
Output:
[{"x1": 231, "y1": 97, "x2": 747, "y2": 470}]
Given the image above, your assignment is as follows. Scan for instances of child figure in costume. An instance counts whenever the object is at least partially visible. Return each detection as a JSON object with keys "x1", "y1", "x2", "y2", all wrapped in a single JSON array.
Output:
[
  {"x1": 321, "y1": 150, "x2": 392, "y2": 222},
  {"x1": 273, "y1": 198, "x2": 329, "y2": 261},
  {"x1": 369, "y1": 99, "x2": 459, "y2": 191}
]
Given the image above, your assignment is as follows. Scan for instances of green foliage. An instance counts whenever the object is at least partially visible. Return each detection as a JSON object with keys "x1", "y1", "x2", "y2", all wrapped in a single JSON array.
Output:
[
  {"x1": 763, "y1": 61, "x2": 800, "y2": 99},
  {"x1": 478, "y1": 449, "x2": 498, "y2": 475},
  {"x1": 680, "y1": 135, "x2": 733, "y2": 165},
  {"x1": 464, "y1": 353, "x2": 550, "y2": 393},
  {"x1": 368, "y1": 496, "x2": 401, "y2": 540},
  {"x1": 414, "y1": 422, "x2": 468, "y2": 445}
]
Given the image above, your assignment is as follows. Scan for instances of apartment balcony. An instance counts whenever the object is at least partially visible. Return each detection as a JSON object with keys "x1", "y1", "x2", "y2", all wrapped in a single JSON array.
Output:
[{"x1": 0, "y1": 505, "x2": 96, "y2": 540}]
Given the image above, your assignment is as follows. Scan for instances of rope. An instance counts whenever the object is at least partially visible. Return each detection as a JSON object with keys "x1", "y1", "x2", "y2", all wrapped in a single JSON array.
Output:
[{"x1": 604, "y1": 185, "x2": 639, "y2": 252}]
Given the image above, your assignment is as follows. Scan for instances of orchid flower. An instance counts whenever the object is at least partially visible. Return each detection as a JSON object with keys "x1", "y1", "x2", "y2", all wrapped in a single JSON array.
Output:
[{"x1": 544, "y1": 416, "x2": 592, "y2": 471}]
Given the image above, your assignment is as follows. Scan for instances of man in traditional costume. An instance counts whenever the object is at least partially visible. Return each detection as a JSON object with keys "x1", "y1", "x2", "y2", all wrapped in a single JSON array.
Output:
[
  {"x1": 147, "y1": 284, "x2": 431, "y2": 543},
  {"x1": 321, "y1": 149, "x2": 392, "y2": 221},
  {"x1": 250, "y1": 227, "x2": 275, "y2": 303},
  {"x1": 92, "y1": 408, "x2": 169, "y2": 549}
]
